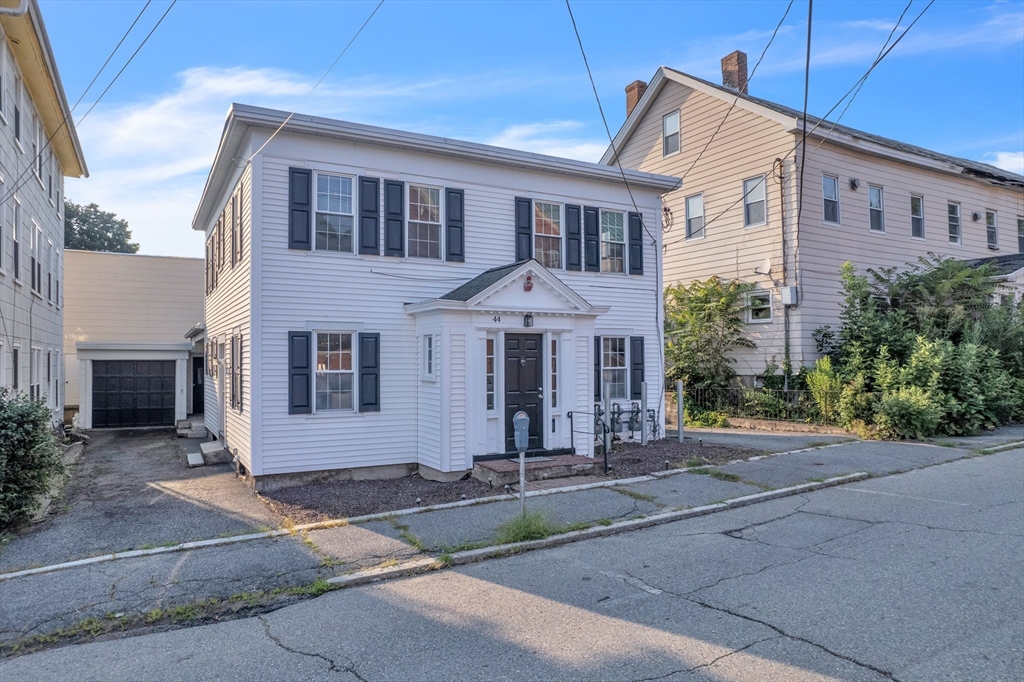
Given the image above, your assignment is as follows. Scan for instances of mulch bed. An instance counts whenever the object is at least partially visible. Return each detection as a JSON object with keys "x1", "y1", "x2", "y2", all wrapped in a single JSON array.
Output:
[{"x1": 260, "y1": 437, "x2": 765, "y2": 524}]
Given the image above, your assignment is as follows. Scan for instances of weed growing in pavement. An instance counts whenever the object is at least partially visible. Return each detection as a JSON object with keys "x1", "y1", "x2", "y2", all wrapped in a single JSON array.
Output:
[
  {"x1": 387, "y1": 516, "x2": 430, "y2": 552},
  {"x1": 597, "y1": 518, "x2": 614, "y2": 526},
  {"x1": 611, "y1": 487, "x2": 657, "y2": 503},
  {"x1": 495, "y1": 512, "x2": 564, "y2": 544},
  {"x1": 687, "y1": 467, "x2": 712, "y2": 476},
  {"x1": 685, "y1": 457, "x2": 703, "y2": 468},
  {"x1": 436, "y1": 553, "x2": 453, "y2": 568},
  {"x1": 708, "y1": 471, "x2": 742, "y2": 483},
  {"x1": 934, "y1": 440, "x2": 959, "y2": 448},
  {"x1": 376, "y1": 559, "x2": 400, "y2": 569}
]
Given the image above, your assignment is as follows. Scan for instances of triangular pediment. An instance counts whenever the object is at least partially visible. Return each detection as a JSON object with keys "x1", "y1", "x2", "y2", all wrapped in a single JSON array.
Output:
[{"x1": 467, "y1": 261, "x2": 592, "y2": 313}]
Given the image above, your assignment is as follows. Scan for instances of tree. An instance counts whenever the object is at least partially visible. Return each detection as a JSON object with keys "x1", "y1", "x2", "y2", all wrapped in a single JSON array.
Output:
[
  {"x1": 664, "y1": 277, "x2": 755, "y2": 389},
  {"x1": 64, "y1": 200, "x2": 140, "y2": 253}
]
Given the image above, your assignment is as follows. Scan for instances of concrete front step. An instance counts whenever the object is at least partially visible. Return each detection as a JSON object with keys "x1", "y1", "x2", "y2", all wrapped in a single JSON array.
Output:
[
  {"x1": 472, "y1": 455, "x2": 596, "y2": 488},
  {"x1": 199, "y1": 440, "x2": 232, "y2": 465}
]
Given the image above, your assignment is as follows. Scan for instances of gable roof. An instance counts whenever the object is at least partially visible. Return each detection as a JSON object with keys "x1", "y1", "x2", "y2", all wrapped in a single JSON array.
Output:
[
  {"x1": 602, "y1": 66, "x2": 1022, "y2": 189},
  {"x1": 440, "y1": 261, "x2": 526, "y2": 301},
  {"x1": 965, "y1": 252, "x2": 1024, "y2": 277},
  {"x1": 193, "y1": 104, "x2": 680, "y2": 232}
]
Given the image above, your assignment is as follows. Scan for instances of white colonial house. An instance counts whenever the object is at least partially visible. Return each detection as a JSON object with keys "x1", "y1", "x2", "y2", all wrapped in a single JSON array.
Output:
[{"x1": 194, "y1": 104, "x2": 678, "y2": 490}]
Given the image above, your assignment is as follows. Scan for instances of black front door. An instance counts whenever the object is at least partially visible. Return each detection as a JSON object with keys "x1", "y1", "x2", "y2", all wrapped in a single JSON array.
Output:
[
  {"x1": 505, "y1": 334, "x2": 543, "y2": 452},
  {"x1": 192, "y1": 357, "x2": 205, "y2": 414}
]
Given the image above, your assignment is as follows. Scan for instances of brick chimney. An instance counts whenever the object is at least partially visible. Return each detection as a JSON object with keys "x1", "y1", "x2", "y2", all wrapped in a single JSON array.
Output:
[
  {"x1": 721, "y1": 50, "x2": 748, "y2": 95},
  {"x1": 625, "y1": 80, "x2": 647, "y2": 117}
]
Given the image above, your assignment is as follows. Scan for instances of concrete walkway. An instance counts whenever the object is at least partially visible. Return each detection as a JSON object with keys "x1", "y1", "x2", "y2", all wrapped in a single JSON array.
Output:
[{"x1": 2, "y1": 433, "x2": 1015, "y2": 652}]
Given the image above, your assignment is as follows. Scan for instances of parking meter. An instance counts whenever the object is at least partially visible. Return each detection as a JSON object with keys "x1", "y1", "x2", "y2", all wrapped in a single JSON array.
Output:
[{"x1": 513, "y1": 411, "x2": 529, "y2": 515}]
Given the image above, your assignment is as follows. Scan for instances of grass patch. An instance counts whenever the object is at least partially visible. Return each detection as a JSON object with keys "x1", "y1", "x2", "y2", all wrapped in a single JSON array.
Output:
[
  {"x1": 684, "y1": 457, "x2": 703, "y2": 468},
  {"x1": 597, "y1": 518, "x2": 614, "y2": 526},
  {"x1": 436, "y1": 553, "x2": 453, "y2": 568},
  {"x1": 495, "y1": 512, "x2": 565, "y2": 545},
  {"x1": 934, "y1": 440, "x2": 960, "y2": 448},
  {"x1": 611, "y1": 487, "x2": 657, "y2": 503},
  {"x1": 387, "y1": 517, "x2": 429, "y2": 552},
  {"x1": 708, "y1": 470, "x2": 742, "y2": 483}
]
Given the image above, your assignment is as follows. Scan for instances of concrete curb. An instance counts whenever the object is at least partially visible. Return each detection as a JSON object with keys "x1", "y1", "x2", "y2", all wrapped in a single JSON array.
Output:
[
  {"x1": 326, "y1": 472, "x2": 869, "y2": 589},
  {"x1": 0, "y1": 441, "x2": 864, "y2": 582},
  {"x1": 982, "y1": 440, "x2": 1023, "y2": 454}
]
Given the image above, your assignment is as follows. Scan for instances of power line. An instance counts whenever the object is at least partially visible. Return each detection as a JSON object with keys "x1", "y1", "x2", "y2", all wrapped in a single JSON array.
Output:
[
  {"x1": 69, "y1": 1, "x2": 153, "y2": 113},
  {"x1": 796, "y1": 0, "x2": 813, "y2": 258},
  {"x1": 246, "y1": 0, "x2": 385, "y2": 164}
]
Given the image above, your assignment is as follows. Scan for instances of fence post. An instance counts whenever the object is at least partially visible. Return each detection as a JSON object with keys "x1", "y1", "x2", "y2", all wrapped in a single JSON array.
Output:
[
  {"x1": 676, "y1": 381, "x2": 684, "y2": 444},
  {"x1": 640, "y1": 381, "x2": 648, "y2": 446},
  {"x1": 604, "y1": 393, "x2": 612, "y2": 473}
]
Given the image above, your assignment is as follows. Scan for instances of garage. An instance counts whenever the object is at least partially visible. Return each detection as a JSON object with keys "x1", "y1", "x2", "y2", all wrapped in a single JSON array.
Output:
[{"x1": 92, "y1": 360, "x2": 177, "y2": 427}]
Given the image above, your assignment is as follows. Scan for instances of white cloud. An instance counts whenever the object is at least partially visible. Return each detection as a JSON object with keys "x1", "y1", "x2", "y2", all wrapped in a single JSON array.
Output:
[
  {"x1": 983, "y1": 151, "x2": 1024, "y2": 175},
  {"x1": 486, "y1": 121, "x2": 607, "y2": 162}
]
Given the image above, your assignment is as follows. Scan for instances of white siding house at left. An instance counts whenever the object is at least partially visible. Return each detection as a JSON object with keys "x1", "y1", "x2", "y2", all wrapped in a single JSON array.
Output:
[{"x1": 194, "y1": 104, "x2": 678, "y2": 490}]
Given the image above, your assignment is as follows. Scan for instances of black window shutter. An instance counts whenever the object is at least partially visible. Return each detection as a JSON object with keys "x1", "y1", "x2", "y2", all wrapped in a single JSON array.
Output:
[
  {"x1": 358, "y1": 333, "x2": 381, "y2": 412},
  {"x1": 515, "y1": 197, "x2": 532, "y2": 262},
  {"x1": 288, "y1": 331, "x2": 312, "y2": 414},
  {"x1": 384, "y1": 180, "x2": 405, "y2": 257},
  {"x1": 288, "y1": 168, "x2": 312, "y2": 250},
  {"x1": 566, "y1": 204, "x2": 582, "y2": 271},
  {"x1": 630, "y1": 336, "x2": 645, "y2": 400},
  {"x1": 445, "y1": 188, "x2": 465, "y2": 262},
  {"x1": 358, "y1": 177, "x2": 380, "y2": 255},
  {"x1": 628, "y1": 212, "x2": 644, "y2": 275},
  {"x1": 584, "y1": 206, "x2": 600, "y2": 272},
  {"x1": 594, "y1": 335, "x2": 602, "y2": 402}
]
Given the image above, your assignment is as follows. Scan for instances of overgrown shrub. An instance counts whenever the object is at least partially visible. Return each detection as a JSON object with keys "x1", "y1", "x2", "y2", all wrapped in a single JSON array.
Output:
[
  {"x1": 0, "y1": 388, "x2": 64, "y2": 531},
  {"x1": 745, "y1": 389, "x2": 787, "y2": 419},
  {"x1": 683, "y1": 407, "x2": 729, "y2": 428},
  {"x1": 838, "y1": 374, "x2": 877, "y2": 426},
  {"x1": 805, "y1": 357, "x2": 842, "y2": 423},
  {"x1": 874, "y1": 386, "x2": 943, "y2": 440}
]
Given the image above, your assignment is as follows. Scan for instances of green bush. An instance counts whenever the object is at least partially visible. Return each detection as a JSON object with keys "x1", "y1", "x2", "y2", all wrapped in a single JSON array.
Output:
[
  {"x1": 838, "y1": 374, "x2": 877, "y2": 427},
  {"x1": 874, "y1": 386, "x2": 943, "y2": 440},
  {"x1": 0, "y1": 389, "x2": 64, "y2": 531},
  {"x1": 683, "y1": 407, "x2": 729, "y2": 428},
  {"x1": 805, "y1": 357, "x2": 842, "y2": 423},
  {"x1": 745, "y1": 389, "x2": 787, "y2": 419}
]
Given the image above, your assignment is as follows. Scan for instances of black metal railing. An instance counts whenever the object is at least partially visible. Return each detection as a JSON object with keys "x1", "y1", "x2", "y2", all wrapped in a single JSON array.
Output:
[{"x1": 679, "y1": 387, "x2": 842, "y2": 426}]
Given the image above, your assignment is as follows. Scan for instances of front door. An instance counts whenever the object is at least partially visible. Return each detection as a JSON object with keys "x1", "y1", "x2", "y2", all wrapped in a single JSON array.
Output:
[
  {"x1": 192, "y1": 357, "x2": 205, "y2": 414},
  {"x1": 504, "y1": 334, "x2": 543, "y2": 452}
]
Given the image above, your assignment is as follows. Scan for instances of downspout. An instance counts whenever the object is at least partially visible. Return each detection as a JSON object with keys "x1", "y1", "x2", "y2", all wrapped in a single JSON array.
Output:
[{"x1": 774, "y1": 157, "x2": 790, "y2": 389}]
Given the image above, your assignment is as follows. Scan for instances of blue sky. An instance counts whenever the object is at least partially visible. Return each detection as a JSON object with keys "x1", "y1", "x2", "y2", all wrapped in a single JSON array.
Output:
[{"x1": 41, "y1": 0, "x2": 1024, "y2": 257}]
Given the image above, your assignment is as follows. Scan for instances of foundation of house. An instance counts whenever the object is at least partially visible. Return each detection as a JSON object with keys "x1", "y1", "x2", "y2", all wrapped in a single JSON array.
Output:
[
  {"x1": 243, "y1": 462, "x2": 419, "y2": 493},
  {"x1": 417, "y1": 464, "x2": 472, "y2": 483},
  {"x1": 472, "y1": 455, "x2": 597, "y2": 488}
]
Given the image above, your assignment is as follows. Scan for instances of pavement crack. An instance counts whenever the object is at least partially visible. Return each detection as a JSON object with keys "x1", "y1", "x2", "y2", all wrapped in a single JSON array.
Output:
[{"x1": 259, "y1": 616, "x2": 364, "y2": 679}]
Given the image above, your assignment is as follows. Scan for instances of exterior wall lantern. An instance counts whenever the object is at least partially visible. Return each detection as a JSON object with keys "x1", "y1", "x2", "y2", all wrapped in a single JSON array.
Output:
[
  {"x1": 524, "y1": 275, "x2": 534, "y2": 292},
  {"x1": 524, "y1": 313, "x2": 534, "y2": 328}
]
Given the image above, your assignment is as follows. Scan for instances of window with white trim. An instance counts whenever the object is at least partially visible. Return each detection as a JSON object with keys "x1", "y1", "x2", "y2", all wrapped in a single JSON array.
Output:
[
  {"x1": 822, "y1": 174, "x2": 840, "y2": 224},
  {"x1": 600, "y1": 210, "x2": 625, "y2": 273},
  {"x1": 550, "y1": 339, "x2": 558, "y2": 409},
  {"x1": 315, "y1": 172, "x2": 354, "y2": 252},
  {"x1": 986, "y1": 210, "x2": 998, "y2": 249},
  {"x1": 948, "y1": 203, "x2": 961, "y2": 244},
  {"x1": 31, "y1": 222, "x2": 41, "y2": 294},
  {"x1": 748, "y1": 292, "x2": 772, "y2": 323},
  {"x1": 11, "y1": 346, "x2": 18, "y2": 391},
  {"x1": 743, "y1": 175, "x2": 766, "y2": 226},
  {"x1": 0, "y1": 340, "x2": 4, "y2": 389},
  {"x1": 408, "y1": 185, "x2": 441, "y2": 259},
  {"x1": 422, "y1": 334, "x2": 436, "y2": 379},
  {"x1": 1017, "y1": 216, "x2": 1023, "y2": 253},
  {"x1": 46, "y1": 350, "x2": 51, "y2": 406},
  {"x1": 52, "y1": 350, "x2": 60, "y2": 407},
  {"x1": 30, "y1": 347, "x2": 41, "y2": 400},
  {"x1": 315, "y1": 332, "x2": 353, "y2": 411},
  {"x1": 12, "y1": 200, "x2": 20, "y2": 281},
  {"x1": 685, "y1": 193, "x2": 704, "y2": 239},
  {"x1": 662, "y1": 110, "x2": 680, "y2": 156},
  {"x1": 910, "y1": 195, "x2": 924, "y2": 239},
  {"x1": 602, "y1": 337, "x2": 627, "y2": 400},
  {"x1": 485, "y1": 338, "x2": 495, "y2": 410},
  {"x1": 868, "y1": 185, "x2": 884, "y2": 232},
  {"x1": 34, "y1": 116, "x2": 42, "y2": 181},
  {"x1": 534, "y1": 201, "x2": 562, "y2": 269}
]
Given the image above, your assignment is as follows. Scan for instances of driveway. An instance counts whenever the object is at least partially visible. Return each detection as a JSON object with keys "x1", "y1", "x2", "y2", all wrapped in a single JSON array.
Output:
[{"x1": 0, "y1": 430, "x2": 282, "y2": 572}]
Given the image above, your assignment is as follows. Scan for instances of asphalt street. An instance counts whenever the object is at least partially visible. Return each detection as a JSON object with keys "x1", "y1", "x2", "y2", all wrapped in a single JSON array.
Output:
[{"x1": 2, "y1": 446, "x2": 1020, "y2": 682}]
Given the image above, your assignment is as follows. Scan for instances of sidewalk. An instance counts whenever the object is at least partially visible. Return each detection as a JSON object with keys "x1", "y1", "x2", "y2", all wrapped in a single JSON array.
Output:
[{"x1": 1, "y1": 433, "x2": 1018, "y2": 655}]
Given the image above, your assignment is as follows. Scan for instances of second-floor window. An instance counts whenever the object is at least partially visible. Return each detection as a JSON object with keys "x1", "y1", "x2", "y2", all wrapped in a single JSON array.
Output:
[
  {"x1": 315, "y1": 173, "x2": 353, "y2": 253},
  {"x1": 986, "y1": 211, "x2": 998, "y2": 249},
  {"x1": 662, "y1": 110, "x2": 680, "y2": 156},
  {"x1": 1018, "y1": 216, "x2": 1023, "y2": 253},
  {"x1": 868, "y1": 186, "x2": 884, "y2": 232},
  {"x1": 822, "y1": 174, "x2": 840, "y2": 224},
  {"x1": 12, "y1": 202, "x2": 20, "y2": 280},
  {"x1": 409, "y1": 185, "x2": 441, "y2": 259},
  {"x1": 911, "y1": 195, "x2": 924, "y2": 239},
  {"x1": 743, "y1": 175, "x2": 766, "y2": 227},
  {"x1": 600, "y1": 209, "x2": 625, "y2": 273},
  {"x1": 534, "y1": 201, "x2": 561, "y2": 269},
  {"x1": 948, "y1": 203, "x2": 961, "y2": 245},
  {"x1": 685, "y1": 193, "x2": 704, "y2": 239}
]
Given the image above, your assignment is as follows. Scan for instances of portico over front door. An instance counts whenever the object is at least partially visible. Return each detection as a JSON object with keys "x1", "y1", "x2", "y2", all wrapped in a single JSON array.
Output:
[{"x1": 504, "y1": 333, "x2": 542, "y2": 452}]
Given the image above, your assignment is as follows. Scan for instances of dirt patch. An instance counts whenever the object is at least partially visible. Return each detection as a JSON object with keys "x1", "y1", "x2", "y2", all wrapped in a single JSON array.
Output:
[
  {"x1": 261, "y1": 475, "x2": 501, "y2": 524},
  {"x1": 599, "y1": 438, "x2": 765, "y2": 479}
]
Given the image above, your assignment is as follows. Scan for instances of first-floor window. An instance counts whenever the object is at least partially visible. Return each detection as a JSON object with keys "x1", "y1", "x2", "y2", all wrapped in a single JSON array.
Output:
[
  {"x1": 423, "y1": 334, "x2": 435, "y2": 378},
  {"x1": 743, "y1": 175, "x2": 766, "y2": 226},
  {"x1": 550, "y1": 339, "x2": 558, "y2": 409},
  {"x1": 600, "y1": 210, "x2": 624, "y2": 273},
  {"x1": 986, "y1": 211, "x2": 998, "y2": 249},
  {"x1": 315, "y1": 332, "x2": 353, "y2": 411},
  {"x1": 229, "y1": 335, "x2": 242, "y2": 410},
  {"x1": 409, "y1": 185, "x2": 441, "y2": 259},
  {"x1": 911, "y1": 195, "x2": 924, "y2": 239},
  {"x1": 602, "y1": 337, "x2": 627, "y2": 400},
  {"x1": 0, "y1": 341, "x2": 4, "y2": 389},
  {"x1": 748, "y1": 292, "x2": 772, "y2": 323},
  {"x1": 948, "y1": 203, "x2": 961, "y2": 244},
  {"x1": 315, "y1": 173, "x2": 354, "y2": 252},
  {"x1": 534, "y1": 201, "x2": 562, "y2": 269},
  {"x1": 485, "y1": 338, "x2": 495, "y2": 410},
  {"x1": 868, "y1": 186, "x2": 884, "y2": 232},
  {"x1": 30, "y1": 348, "x2": 41, "y2": 400},
  {"x1": 685, "y1": 193, "x2": 704, "y2": 239},
  {"x1": 11, "y1": 347, "x2": 18, "y2": 391}
]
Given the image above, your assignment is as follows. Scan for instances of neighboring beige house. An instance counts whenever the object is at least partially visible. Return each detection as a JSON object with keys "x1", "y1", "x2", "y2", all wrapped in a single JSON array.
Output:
[
  {"x1": 63, "y1": 250, "x2": 204, "y2": 428},
  {"x1": 604, "y1": 51, "x2": 1024, "y2": 380}
]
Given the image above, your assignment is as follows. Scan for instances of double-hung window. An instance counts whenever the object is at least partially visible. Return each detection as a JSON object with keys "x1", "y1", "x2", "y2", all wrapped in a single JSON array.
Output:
[
  {"x1": 601, "y1": 337, "x2": 627, "y2": 400},
  {"x1": 743, "y1": 175, "x2": 766, "y2": 226},
  {"x1": 34, "y1": 119, "x2": 42, "y2": 181},
  {"x1": 315, "y1": 332, "x2": 353, "y2": 411},
  {"x1": 910, "y1": 195, "x2": 924, "y2": 239},
  {"x1": 600, "y1": 210, "x2": 625, "y2": 273},
  {"x1": 748, "y1": 292, "x2": 772, "y2": 323},
  {"x1": 534, "y1": 201, "x2": 561, "y2": 269},
  {"x1": 822, "y1": 174, "x2": 840, "y2": 224},
  {"x1": 685, "y1": 193, "x2": 704, "y2": 239},
  {"x1": 409, "y1": 185, "x2": 441, "y2": 259},
  {"x1": 662, "y1": 110, "x2": 680, "y2": 156},
  {"x1": 948, "y1": 203, "x2": 961, "y2": 244},
  {"x1": 315, "y1": 173, "x2": 354, "y2": 252},
  {"x1": 12, "y1": 201, "x2": 20, "y2": 280},
  {"x1": 11, "y1": 347, "x2": 18, "y2": 391},
  {"x1": 422, "y1": 334, "x2": 435, "y2": 379},
  {"x1": 868, "y1": 186, "x2": 884, "y2": 232},
  {"x1": 986, "y1": 211, "x2": 998, "y2": 249},
  {"x1": 485, "y1": 339, "x2": 495, "y2": 410},
  {"x1": 1017, "y1": 216, "x2": 1023, "y2": 253},
  {"x1": 30, "y1": 347, "x2": 40, "y2": 400}
]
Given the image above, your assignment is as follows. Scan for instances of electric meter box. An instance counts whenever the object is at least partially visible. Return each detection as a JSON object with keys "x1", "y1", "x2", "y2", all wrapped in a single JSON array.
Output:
[{"x1": 780, "y1": 286, "x2": 799, "y2": 306}]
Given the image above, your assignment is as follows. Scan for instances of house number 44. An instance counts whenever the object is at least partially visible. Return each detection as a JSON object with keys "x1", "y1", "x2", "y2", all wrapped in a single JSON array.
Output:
[{"x1": 492, "y1": 315, "x2": 501, "y2": 323}]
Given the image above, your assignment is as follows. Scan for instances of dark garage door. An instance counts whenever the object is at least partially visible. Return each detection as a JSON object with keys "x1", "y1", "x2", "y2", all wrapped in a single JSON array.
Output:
[{"x1": 92, "y1": 360, "x2": 176, "y2": 428}]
